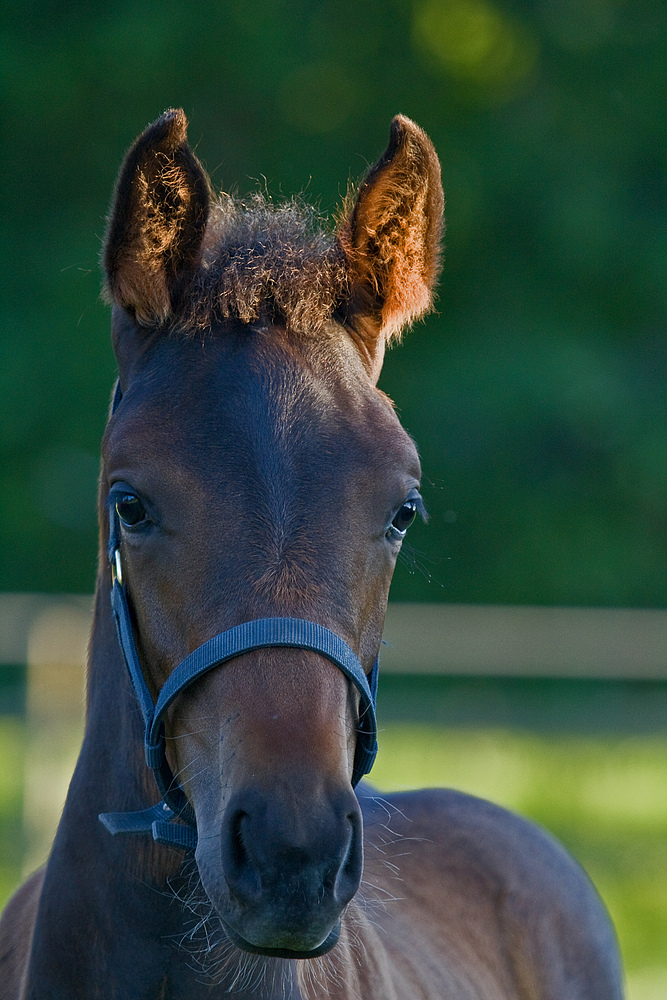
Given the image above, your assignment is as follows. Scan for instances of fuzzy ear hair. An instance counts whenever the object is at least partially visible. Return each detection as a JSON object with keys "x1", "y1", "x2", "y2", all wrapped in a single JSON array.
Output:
[
  {"x1": 337, "y1": 115, "x2": 444, "y2": 378},
  {"x1": 103, "y1": 109, "x2": 211, "y2": 326}
]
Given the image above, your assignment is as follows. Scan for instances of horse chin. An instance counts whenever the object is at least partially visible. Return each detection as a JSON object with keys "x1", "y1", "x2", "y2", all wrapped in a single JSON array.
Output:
[
  {"x1": 196, "y1": 860, "x2": 345, "y2": 960},
  {"x1": 221, "y1": 918, "x2": 341, "y2": 959}
]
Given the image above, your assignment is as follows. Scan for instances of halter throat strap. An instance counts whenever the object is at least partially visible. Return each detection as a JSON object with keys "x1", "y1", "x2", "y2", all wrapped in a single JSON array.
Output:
[{"x1": 99, "y1": 476, "x2": 379, "y2": 850}]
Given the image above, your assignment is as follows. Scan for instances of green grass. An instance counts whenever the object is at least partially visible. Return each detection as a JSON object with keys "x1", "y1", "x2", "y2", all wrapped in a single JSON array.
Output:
[
  {"x1": 0, "y1": 719, "x2": 26, "y2": 909},
  {"x1": 2, "y1": 717, "x2": 666, "y2": 999}
]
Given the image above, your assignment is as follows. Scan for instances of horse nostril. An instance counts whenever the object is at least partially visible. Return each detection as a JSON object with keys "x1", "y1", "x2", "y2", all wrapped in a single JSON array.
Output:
[
  {"x1": 229, "y1": 810, "x2": 248, "y2": 870},
  {"x1": 222, "y1": 809, "x2": 262, "y2": 903},
  {"x1": 333, "y1": 809, "x2": 363, "y2": 906}
]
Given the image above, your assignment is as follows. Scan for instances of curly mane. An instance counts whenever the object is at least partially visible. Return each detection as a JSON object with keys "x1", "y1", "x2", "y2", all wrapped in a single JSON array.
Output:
[{"x1": 182, "y1": 193, "x2": 349, "y2": 336}]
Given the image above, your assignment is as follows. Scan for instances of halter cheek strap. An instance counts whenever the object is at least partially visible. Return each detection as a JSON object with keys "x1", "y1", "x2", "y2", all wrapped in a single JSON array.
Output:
[{"x1": 98, "y1": 399, "x2": 379, "y2": 850}]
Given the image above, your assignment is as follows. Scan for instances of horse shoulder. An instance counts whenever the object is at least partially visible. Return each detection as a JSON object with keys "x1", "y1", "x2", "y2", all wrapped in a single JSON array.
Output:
[
  {"x1": 0, "y1": 868, "x2": 44, "y2": 1000},
  {"x1": 359, "y1": 787, "x2": 624, "y2": 1000}
]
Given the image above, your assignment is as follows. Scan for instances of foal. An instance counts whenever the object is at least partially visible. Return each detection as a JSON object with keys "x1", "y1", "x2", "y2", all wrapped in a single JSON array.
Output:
[{"x1": 0, "y1": 110, "x2": 624, "y2": 999}]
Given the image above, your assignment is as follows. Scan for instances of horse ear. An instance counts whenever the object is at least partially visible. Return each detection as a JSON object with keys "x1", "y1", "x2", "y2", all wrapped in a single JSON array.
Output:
[
  {"x1": 103, "y1": 109, "x2": 210, "y2": 326},
  {"x1": 337, "y1": 115, "x2": 444, "y2": 381}
]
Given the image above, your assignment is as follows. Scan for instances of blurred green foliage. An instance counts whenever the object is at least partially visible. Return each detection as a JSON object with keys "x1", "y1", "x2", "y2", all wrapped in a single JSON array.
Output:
[{"x1": 1, "y1": 0, "x2": 666, "y2": 605}]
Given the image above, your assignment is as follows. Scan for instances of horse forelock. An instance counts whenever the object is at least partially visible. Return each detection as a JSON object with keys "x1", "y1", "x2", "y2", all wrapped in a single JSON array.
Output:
[{"x1": 177, "y1": 192, "x2": 349, "y2": 337}]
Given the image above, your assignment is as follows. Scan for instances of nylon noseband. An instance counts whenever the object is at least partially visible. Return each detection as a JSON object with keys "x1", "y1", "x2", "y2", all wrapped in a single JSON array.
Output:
[{"x1": 99, "y1": 386, "x2": 379, "y2": 850}]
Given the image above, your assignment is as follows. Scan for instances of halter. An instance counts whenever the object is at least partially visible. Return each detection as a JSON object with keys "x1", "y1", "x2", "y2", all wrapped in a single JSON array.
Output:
[{"x1": 98, "y1": 384, "x2": 379, "y2": 851}]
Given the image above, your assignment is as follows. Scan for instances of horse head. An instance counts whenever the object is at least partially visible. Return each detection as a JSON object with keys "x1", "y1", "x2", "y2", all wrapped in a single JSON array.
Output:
[{"x1": 99, "y1": 109, "x2": 443, "y2": 959}]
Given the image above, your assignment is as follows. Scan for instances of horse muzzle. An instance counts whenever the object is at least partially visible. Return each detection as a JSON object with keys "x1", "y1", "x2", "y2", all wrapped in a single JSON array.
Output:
[{"x1": 196, "y1": 785, "x2": 363, "y2": 957}]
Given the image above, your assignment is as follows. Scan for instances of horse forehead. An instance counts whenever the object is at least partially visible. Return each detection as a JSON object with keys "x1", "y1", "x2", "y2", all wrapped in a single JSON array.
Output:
[{"x1": 106, "y1": 329, "x2": 414, "y2": 476}]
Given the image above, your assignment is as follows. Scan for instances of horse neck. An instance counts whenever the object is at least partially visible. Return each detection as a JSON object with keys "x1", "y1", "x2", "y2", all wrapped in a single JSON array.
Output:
[
  {"x1": 72, "y1": 568, "x2": 186, "y2": 887},
  {"x1": 85, "y1": 572, "x2": 154, "y2": 807}
]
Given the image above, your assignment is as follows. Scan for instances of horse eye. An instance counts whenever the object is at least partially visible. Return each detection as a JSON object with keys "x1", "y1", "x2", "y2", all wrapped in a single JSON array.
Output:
[
  {"x1": 115, "y1": 494, "x2": 147, "y2": 528},
  {"x1": 387, "y1": 500, "x2": 418, "y2": 539}
]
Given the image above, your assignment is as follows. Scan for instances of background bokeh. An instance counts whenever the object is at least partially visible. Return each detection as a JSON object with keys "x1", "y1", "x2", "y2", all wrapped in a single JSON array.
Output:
[
  {"x1": 1, "y1": 2, "x2": 666, "y2": 997},
  {"x1": 2, "y1": 0, "x2": 666, "y2": 606}
]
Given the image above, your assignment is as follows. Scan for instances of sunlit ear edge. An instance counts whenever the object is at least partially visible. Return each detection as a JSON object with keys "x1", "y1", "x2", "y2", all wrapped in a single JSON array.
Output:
[{"x1": 336, "y1": 114, "x2": 444, "y2": 383}]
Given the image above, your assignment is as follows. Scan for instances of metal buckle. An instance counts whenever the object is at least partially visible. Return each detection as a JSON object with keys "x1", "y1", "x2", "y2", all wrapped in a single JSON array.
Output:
[{"x1": 111, "y1": 548, "x2": 123, "y2": 587}]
